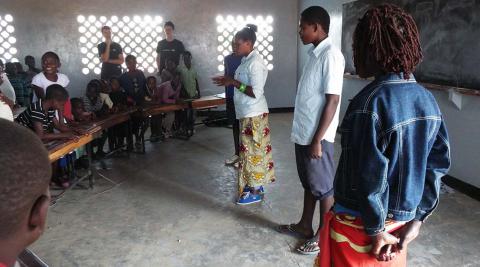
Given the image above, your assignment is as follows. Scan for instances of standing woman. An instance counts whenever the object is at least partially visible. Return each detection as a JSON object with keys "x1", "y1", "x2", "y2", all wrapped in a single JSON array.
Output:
[{"x1": 213, "y1": 24, "x2": 275, "y2": 205}]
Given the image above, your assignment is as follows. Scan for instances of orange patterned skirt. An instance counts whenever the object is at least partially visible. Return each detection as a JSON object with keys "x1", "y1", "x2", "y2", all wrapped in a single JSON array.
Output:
[{"x1": 315, "y1": 211, "x2": 407, "y2": 267}]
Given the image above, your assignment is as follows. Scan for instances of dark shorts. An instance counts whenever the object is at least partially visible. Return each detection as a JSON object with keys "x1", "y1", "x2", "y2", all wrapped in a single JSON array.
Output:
[
  {"x1": 226, "y1": 98, "x2": 236, "y2": 125},
  {"x1": 295, "y1": 141, "x2": 335, "y2": 200}
]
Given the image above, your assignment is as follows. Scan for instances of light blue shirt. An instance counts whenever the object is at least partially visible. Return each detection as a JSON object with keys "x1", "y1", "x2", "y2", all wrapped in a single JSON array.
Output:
[
  {"x1": 291, "y1": 37, "x2": 345, "y2": 145},
  {"x1": 234, "y1": 50, "x2": 269, "y2": 119}
]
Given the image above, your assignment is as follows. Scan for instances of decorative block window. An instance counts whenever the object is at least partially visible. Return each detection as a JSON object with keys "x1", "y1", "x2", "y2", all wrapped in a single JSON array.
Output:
[
  {"x1": 0, "y1": 14, "x2": 18, "y2": 63},
  {"x1": 215, "y1": 15, "x2": 274, "y2": 72}
]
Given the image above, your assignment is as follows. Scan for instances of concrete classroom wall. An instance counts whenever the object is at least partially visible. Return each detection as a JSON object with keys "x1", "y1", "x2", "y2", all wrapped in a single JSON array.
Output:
[{"x1": 1, "y1": 0, "x2": 299, "y2": 108}]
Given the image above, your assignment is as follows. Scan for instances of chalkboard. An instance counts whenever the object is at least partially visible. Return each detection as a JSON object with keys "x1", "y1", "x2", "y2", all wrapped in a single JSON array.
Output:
[{"x1": 342, "y1": 0, "x2": 480, "y2": 90}]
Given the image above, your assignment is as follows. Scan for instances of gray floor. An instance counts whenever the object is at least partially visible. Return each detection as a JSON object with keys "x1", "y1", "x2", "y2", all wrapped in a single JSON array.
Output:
[{"x1": 31, "y1": 113, "x2": 480, "y2": 267}]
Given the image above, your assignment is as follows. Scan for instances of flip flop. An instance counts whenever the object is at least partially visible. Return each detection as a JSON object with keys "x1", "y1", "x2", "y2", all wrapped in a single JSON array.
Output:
[
  {"x1": 297, "y1": 238, "x2": 320, "y2": 255},
  {"x1": 276, "y1": 224, "x2": 311, "y2": 239}
]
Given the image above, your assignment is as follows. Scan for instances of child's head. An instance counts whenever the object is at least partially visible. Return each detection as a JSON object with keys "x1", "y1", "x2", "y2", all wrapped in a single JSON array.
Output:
[
  {"x1": 98, "y1": 79, "x2": 110, "y2": 94},
  {"x1": 299, "y1": 6, "x2": 330, "y2": 45},
  {"x1": 25, "y1": 55, "x2": 35, "y2": 68},
  {"x1": 147, "y1": 76, "x2": 157, "y2": 89},
  {"x1": 86, "y1": 80, "x2": 101, "y2": 100},
  {"x1": 353, "y1": 4, "x2": 422, "y2": 79},
  {"x1": 45, "y1": 84, "x2": 69, "y2": 110},
  {"x1": 0, "y1": 120, "x2": 51, "y2": 263},
  {"x1": 70, "y1": 97, "x2": 85, "y2": 119},
  {"x1": 41, "y1": 51, "x2": 61, "y2": 75},
  {"x1": 183, "y1": 51, "x2": 192, "y2": 68},
  {"x1": 160, "y1": 69, "x2": 173, "y2": 83},
  {"x1": 125, "y1": 55, "x2": 137, "y2": 72},
  {"x1": 165, "y1": 58, "x2": 177, "y2": 72},
  {"x1": 234, "y1": 24, "x2": 257, "y2": 56},
  {"x1": 164, "y1": 21, "x2": 175, "y2": 39},
  {"x1": 110, "y1": 77, "x2": 121, "y2": 92},
  {"x1": 4, "y1": 62, "x2": 17, "y2": 76},
  {"x1": 14, "y1": 62, "x2": 24, "y2": 73}
]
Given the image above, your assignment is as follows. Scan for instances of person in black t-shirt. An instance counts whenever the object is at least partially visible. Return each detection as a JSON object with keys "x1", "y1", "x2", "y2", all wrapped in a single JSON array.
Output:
[
  {"x1": 98, "y1": 26, "x2": 124, "y2": 80},
  {"x1": 156, "y1": 21, "x2": 185, "y2": 74}
]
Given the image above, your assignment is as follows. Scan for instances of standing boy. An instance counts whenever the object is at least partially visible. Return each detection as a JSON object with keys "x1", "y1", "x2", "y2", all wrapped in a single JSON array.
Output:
[
  {"x1": 278, "y1": 6, "x2": 345, "y2": 255},
  {"x1": 16, "y1": 84, "x2": 77, "y2": 141},
  {"x1": 315, "y1": 4, "x2": 451, "y2": 266}
]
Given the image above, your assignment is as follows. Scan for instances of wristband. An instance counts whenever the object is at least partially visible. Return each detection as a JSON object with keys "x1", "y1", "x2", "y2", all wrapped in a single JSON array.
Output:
[{"x1": 238, "y1": 83, "x2": 247, "y2": 93}]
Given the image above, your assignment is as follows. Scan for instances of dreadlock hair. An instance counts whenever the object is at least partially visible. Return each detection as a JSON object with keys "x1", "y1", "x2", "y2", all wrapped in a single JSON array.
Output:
[{"x1": 353, "y1": 4, "x2": 422, "y2": 79}]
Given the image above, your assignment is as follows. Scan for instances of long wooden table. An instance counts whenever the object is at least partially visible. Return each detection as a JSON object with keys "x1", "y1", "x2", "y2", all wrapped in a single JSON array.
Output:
[{"x1": 47, "y1": 95, "x2": 226, "y2": 161}]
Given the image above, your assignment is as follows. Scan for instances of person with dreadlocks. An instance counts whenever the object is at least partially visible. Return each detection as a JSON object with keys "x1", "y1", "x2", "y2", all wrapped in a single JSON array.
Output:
[{"x1": 314, "y1": 4, "x2": 451, "y2": 266}]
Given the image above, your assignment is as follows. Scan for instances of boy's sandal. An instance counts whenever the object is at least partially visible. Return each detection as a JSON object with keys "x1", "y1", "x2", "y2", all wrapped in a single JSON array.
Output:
[
  {"x1": 297, "y1": 239, "x2": 320, "y2": 255},
  {"x1": 276, "y1": 224, "x2": 311, "y2": 239}
]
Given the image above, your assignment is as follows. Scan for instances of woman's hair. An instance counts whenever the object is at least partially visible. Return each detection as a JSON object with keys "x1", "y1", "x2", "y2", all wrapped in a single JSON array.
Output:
[
  {"x1": 235, "y1": 24, "x2": 258, "y2": 45},
  {"x1": 353, "y1": 4, "x2": 423, "y2": 79}
]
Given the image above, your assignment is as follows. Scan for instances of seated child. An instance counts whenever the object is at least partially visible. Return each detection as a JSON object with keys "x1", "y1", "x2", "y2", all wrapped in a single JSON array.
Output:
[
  {"x1": 119, "y1": 55, "x2": 147, "y2": 149},
  {"x1": 147, "y1": 76, "x2": 162, "y2": 142},
  {"x1": 109, "y1": 77, "x2": 128, "y2": 111},
  {"x1": 176, "y1": 53, "x2": 199, "y2": 137},
  {"x1": 108, "y1": 77, "x2": 129, "y2": 150},
  {"x1": 5, "y1": 62, "x2": 30, "y2": 107},
  {"x1": 119, "y1": 55, "x2": 147, "y2": 107},
  {"x1": 83, "y1": 80, "x2": 109, "y2": 117},
  {"x1": 177, "y1": 51, "x2": 200, "y2": 99},
  {"x1": 71, "y1": 97, "x2": 94, "y2": 122},
  {"x1": 155, "y1": 70, "x2": 182, "y2": 139},
  {"x1": 0, "y1": 120, "x2": 51, "y2": 267},
  {"x1": 16, "y1": 84, "x2": 77, "y2": 141},
  {"x1": 98, "y1": 79, "x2": 114, "y2": 109},
  {"x1": 83, "y1": 80, "x2": 110, "y2": 157},
  {"x1": 31, "y1": 52, "x2": 73, "y2": 122}
]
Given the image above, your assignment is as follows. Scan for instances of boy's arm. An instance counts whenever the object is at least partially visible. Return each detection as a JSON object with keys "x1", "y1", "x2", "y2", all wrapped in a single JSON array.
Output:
[
  {"x1": 33, "y1": 121, "x2": 75, "y2": 141},
  {"x1": 32, "y1": 85, "x2": 45, "y2": 100},
  {"x1": 310, "y1": 94, "x2": 340, "y2": 158}
]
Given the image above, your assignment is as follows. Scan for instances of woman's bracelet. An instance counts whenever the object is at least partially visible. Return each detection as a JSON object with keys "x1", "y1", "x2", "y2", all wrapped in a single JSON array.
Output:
[{"x1": 238, "y1": 83, "x2": 247, "y2": 93}]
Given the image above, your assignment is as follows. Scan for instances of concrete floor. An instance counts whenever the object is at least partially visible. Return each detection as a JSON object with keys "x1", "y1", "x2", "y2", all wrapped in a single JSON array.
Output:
[{"x1": 31, "y1": 113, "x2": 480, "y2": 267}]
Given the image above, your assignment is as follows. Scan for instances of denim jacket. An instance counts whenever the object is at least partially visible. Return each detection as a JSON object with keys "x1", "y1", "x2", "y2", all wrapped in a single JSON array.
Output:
[{"x1": 334, "y1": 73, "x2": 451, "y2": 236}]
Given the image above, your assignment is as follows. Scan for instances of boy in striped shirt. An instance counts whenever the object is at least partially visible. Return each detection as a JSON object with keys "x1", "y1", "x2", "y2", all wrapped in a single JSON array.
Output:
[{"x1": 16, "y1": 84, "x2": 77, "y2": 141}]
